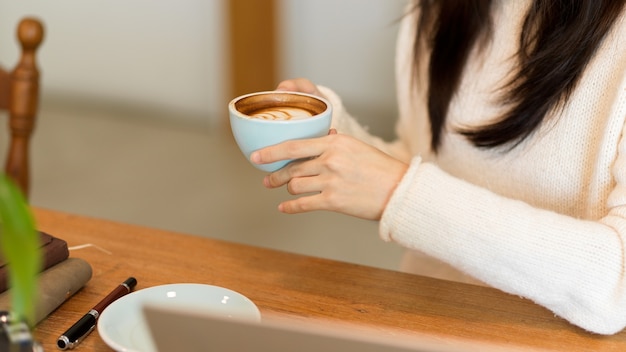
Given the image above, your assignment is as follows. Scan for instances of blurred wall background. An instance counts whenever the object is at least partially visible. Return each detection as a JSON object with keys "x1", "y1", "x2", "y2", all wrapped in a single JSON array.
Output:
[
  {"x1": 0, "y1": 0, "x2": 409, "y2": 269},
  {"x1": 0, "y1": 0, "x2": 225, "y2": 124},
  {"x1": 0, "y1": 0, "x2": 406, "y2": 137}
]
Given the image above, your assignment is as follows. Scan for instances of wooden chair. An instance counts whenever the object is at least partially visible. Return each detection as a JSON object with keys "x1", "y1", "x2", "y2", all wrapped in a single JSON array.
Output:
[{"x1": 0, "y1": 18, "x2": 44, "y2": 199}]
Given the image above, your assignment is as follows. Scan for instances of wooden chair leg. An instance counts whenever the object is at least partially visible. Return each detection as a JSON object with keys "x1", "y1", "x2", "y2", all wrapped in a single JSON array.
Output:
[{"x1": 5, "y1": 18, "x2": 44, "y2": 198}]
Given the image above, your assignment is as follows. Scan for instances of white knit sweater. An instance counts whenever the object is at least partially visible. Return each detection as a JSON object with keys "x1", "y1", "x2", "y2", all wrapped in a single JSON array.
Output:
[{"x1": 321, "y1": 0, "x2": 626, "y2": 335}]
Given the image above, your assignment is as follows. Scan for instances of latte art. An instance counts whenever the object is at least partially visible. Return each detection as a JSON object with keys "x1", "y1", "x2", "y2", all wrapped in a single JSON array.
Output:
[{"x1": 249, "y1": 107, "x2": 314, "y2": 120}]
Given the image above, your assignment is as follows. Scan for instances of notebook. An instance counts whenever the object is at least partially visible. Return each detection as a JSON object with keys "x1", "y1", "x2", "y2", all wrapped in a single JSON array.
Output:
[
  {"x1": 142, "y1": 304, "x2": 518, "y2": 352},
  {"x1": 0, "y1": 231, "x2": 69, "y2": 293}
]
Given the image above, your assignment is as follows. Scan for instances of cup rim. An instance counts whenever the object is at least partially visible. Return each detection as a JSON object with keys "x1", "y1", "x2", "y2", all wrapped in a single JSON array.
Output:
[{"x1": 228, "y1": 91, "x2": 331, "y2": 124}]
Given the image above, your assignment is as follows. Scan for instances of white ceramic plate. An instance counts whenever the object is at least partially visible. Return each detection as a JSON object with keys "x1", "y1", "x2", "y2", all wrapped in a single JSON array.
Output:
[{"x1": 97, "y1": 283, "x2": 261, "y2": 352}]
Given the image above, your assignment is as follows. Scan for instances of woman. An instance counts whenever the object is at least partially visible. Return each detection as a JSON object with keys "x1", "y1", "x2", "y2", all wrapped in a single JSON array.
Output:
[{"x1": 250, "y1": 0, "x2": 626, "y2": 334}]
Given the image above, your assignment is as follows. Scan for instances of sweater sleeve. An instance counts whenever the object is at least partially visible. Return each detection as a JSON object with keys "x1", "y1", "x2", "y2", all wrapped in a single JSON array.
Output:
[
  {"x1": 380, "y1": 150, "x2": 626, "y2": 334},
  {"x1": 376, "y1": 0, "x2": 626, "y2": 334},
  {"x1": 317, "y1": 85, "x2": 412, "y2": 163}
]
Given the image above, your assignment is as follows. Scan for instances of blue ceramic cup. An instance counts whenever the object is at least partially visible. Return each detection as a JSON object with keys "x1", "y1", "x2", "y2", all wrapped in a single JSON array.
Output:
[{"x1": 229, "y1": 91, "x2": 332, "y2": 172}]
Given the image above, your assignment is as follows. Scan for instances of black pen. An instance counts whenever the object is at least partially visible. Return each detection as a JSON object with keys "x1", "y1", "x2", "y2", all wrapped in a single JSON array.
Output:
[{"x1": 57, "y1": 277, "x2": 137, "y2": 350}]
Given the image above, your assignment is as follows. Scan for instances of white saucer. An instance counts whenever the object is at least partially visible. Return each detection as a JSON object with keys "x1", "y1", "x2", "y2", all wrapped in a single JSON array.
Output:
[{"x1": 97, "y1": 283, "x2": 261, "y2": 352}]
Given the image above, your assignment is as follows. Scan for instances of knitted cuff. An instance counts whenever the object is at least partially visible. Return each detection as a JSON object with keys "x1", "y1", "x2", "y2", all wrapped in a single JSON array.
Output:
[{"x1": 379, "y1": 155, "x2": 423, "y2": 242}]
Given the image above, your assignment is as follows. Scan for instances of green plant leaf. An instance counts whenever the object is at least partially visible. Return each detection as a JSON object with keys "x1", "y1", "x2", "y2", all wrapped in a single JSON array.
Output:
[{"x1": 0, "y1": 175, "x2": 39, "y2": 327}]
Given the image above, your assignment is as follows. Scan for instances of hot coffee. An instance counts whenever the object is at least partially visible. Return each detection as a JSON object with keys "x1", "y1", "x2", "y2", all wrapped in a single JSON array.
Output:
[
  {"x1": 234, "y1": 92, "x2": 327, "y2": 121},
  {"x1": 247, "y1": 107, "x2": 314, "y2": 120},
  {"x1": 229, "y1": 91, "x2": 332, "y2": 172}
]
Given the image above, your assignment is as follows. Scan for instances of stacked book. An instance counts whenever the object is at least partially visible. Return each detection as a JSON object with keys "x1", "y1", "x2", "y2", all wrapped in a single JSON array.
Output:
[{"x1": 0, "y1": 232, "x2": 92, "y2": 324}]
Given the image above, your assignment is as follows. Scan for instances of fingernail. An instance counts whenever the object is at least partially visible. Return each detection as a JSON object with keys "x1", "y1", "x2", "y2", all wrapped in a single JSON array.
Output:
[{"x1": 250, "y1": 152, "x2": 260, "y2": 164}]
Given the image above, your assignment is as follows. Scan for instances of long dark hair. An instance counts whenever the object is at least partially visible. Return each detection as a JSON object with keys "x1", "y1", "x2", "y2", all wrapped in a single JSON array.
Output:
[{"x1": 415, "y1": 0, "x2": 626, "y2": 151}]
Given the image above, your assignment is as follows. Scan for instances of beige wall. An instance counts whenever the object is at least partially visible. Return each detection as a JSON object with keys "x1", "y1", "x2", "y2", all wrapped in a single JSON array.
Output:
[
  {"x1": 0, "y1": 0, "x2": 407, "y2": 136},
  {"x1": 0, "y1": 0, "x2": 224, "y2": 124}
]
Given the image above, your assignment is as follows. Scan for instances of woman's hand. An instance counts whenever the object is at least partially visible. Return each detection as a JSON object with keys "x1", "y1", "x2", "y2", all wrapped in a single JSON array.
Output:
[
  {"x1": 250, "y1": 133, "x2": 408, "y2": 220},
  {"x1": 275, "y1": 78, "x2": 322, "y2": 97}
]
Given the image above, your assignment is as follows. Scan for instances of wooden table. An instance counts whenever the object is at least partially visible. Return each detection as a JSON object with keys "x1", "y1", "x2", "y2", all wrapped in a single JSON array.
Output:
[{"x1": 30, "y1": 207, "x2": 626, "y2": 351}]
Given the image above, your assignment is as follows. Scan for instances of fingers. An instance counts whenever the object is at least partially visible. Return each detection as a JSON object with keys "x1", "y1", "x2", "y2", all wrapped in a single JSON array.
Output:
[
  {"x1": 263, "y1": 157, "x2": 321, "y2": 189},
  {"x1": 277, "y1": 185, "x2": 347, "y2": 214},
  {"x1": 275, "y1": 78, "x2": 322, "y2": 96},
  {"x1": 278, "y1": 197, "x2": 319, "y2": 214},
  {"x1": 251, "y1": 136, "x2": 330, "y2": 166},
  {"x1": 286, "y1": 175, "x2": 324, "y2": 195},
  {"x1": 251, "y1": 132, "x2": 336, "y2": 167}
]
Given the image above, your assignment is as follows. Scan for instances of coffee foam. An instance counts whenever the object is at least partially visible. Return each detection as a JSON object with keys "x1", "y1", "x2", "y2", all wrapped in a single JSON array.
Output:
[{"x1": 248, "y1": 107, "x2": 314, "y2": 121}]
